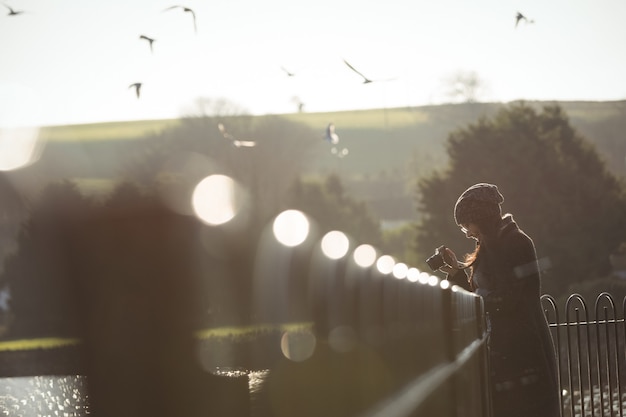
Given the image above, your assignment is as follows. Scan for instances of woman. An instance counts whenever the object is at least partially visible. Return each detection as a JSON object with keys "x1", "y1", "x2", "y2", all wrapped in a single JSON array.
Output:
[{"x1": 439, "y1": 183, "x2": 560, "y2": 417}]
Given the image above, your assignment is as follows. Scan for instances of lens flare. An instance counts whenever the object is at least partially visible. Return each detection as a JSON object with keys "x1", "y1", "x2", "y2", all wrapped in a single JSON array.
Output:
[
  {"x1": 280, "y1": 330, "x2": 316, "y2": 362},
  {"x1": 407, "y1": 267, "x2": 420, "y2": 282},
  {"x1": 273, "y1": 209, "x2": 310, "y2": 247},
  {"x1": 428, "y1": 275, "x2": 439, "y2": 286},
  {"x1": 0, "y1": 127, "x2": 42, "y2": 171},
  {"x1": 320, "y1": 230, "x2": 349, "y2": 259},
  {"x1": 376, "y1": 255, "x2": 395, "y2": 275},
  {"x1": 353, "y1": 244, "x2": 376, "y2": 267},
  {"x1": 392, "y1": 262, "x2": 408, "y2": 279},
  {"x1": 192, "y1": 174, "x2": 239, "y2": 225}
]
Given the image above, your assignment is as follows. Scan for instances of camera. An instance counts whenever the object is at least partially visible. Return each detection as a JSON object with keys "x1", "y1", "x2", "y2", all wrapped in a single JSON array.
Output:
[{"x1": 425, "y1": 246, "x2": 446, "y2": 271}]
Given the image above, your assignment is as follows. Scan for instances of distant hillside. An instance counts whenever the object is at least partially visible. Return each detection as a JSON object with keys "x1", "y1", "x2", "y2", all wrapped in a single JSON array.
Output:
[{"x1": 32, "y1": 100, "x2": 626, "y2": 225}]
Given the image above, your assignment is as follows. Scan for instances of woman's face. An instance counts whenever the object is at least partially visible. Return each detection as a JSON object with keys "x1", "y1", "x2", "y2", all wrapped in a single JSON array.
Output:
[{"x1": 460, "y1": 223, "x2": 482, "y2": 241}]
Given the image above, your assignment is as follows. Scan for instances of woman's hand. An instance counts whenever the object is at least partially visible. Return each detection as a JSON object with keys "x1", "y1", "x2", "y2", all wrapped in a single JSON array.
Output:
[{"x1": 438, "y1": 246, "x2": 461, "y2": 275}]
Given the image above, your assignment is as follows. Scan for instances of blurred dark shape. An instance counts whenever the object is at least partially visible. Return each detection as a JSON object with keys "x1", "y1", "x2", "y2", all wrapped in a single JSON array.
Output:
[
  {"x1": 163, "y1": 5, "x2": 197, "y2": 34},
  {"x1": 4, "y1": 4, "x2": 24, "y2": 16},
  {"x1": 139, "y1": 35, "x2": 156, "y2": 53},
  {"x1": 64, "y1": 184, "x2": 248, "y2": 417},
  {"x1": 281, "y1": 66, "x2": 295, "y2": 77},
  {"x1": 129, "y1": 82, "x2": 142, "y2": 98},
  {"x1": 515, "y1": 11, "x2": 534, "y2": 27},
  {"x1": 3, "y1": 181, "x2": 90, "y2": 341},
  {"x1": 2, "y1": 180, "x2": 249, "y2": 415}
]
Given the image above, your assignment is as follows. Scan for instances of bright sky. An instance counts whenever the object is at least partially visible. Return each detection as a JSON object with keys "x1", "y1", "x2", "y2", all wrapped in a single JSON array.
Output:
[{"x1": 1, "y1": 0, "x2": 625, "y2": 127}]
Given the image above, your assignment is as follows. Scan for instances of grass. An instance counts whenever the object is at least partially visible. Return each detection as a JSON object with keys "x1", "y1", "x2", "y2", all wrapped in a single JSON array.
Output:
[
  {"x1": 194, "y1": 322, "x2": 314, "y2": 340},
  {"x1": 33, "y1": 101, "x2": 624, "y2": 144},
  {"x1": 0, "y1": 337, "x2": 82, "y2": 352},
  {"x1": 0, "y1": 323, "x2": 315, "y2": 352},
  {"x1": 38, "y1": 118, "x2": 181, "y2": 142},
  {"x1": 281, "y1": 107, "x2": 430, "y2": 130}
]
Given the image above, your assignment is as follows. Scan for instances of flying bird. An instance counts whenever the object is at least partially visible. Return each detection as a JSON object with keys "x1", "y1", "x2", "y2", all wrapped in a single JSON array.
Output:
[
  {"x1": 281, "y1": 66, "x2": 295, "y2": 77},
  {"x1": 164, "y1": 5, "x2": 197, "y2": 34},
  {"x1": 515, "y1": 12, "x2": 534, "y2": 27},
  {"x1": 129, "y1": 83, "x2": 142, "y2": 98},
  {"x1": 342, "y1": 59, "x2": 396, "y2": 84},
  {"x1": 139, "y1": 35, "x2": 156, "y2": 53},
  {"x1": 343, "y1": 59, "x2": 373, "y2": 84},
  {"x1": 217, "y1": 123, "x2": 256, "y2": 148},
  {"x1": 4, "y1": 4, "x2": 25, "y2": 16},
  {"x1": 325, "y1": 123, "x2": 339, "y2": 145}
]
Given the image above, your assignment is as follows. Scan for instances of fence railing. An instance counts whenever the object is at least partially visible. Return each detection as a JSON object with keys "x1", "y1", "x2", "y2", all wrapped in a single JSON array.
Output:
[{"x1": 542, "y1": 293, "x2": 626, "y2": 417}]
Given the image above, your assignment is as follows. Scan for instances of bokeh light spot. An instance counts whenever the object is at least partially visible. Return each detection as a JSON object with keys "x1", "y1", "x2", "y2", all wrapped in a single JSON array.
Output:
[
  {"x1": 280, "y1": 330, "x2": 316, "y2": 362},
  {"x1": 328, "y1": 326, "x2": 357, "y2": 353},
  {"x1": 418, "y1": 272, "x2": 430, "y2": 284},
  {"x1": 192, "y1": 175, "x2": 239, "y2": 225},
  {"x1": 273, "y1": 210, "x2": 310, "y2": 247},
  {"x1": 407, "y1": 267, "x2": 420, "y2": 282},
  {"x1": 376, "y1": 255, "x2": 395, "y2": 275},
  {"x1": 353, "y1": 244, "x2": 377, "y2": 267},
  {"x1": 321, "y1": 230, "x2": 349, "y2": 259},
  {"x1": 428, "y1": 275, "x2": 439, "y2": 286},
  {"x1": 0, "y1": 127, "x2": 42, "y2": 171},
  {"x1": 392, "y1": 262, "x2": 408, "y2": 279}
]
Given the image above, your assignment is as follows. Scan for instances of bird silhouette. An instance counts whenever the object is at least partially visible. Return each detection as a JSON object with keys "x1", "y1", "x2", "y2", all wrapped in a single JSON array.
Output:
[
  {"x1": 342, "y1": 59, "x2": 396, "y2": 84},
  {"x1": 129, "y1": 83, "x2": 142, "y2": 99},
  {"x1": 139, "y1": 35, "x2": 156, "y2": 53},
  {"x1": 217, "y1": 123, "x2": 256, "y2": 148},
  {"x1": 164, "y1": 5, "x2": 197, "y2": 34},
  {"x1": 515, "y1": 12, "x2": 534, "y2": 27},
  {"x1": 281, "y1": 66, "x2": 295, "y2": 77},
  {"x1": 325, "y1": 123, "x2": 339, "y2": 144},
  {"x1": 343, "y1": 60, "x2": 373, "y2": 84},
  {"x1": 4, "y1": 4, "x2": 25, "y2": 16}
]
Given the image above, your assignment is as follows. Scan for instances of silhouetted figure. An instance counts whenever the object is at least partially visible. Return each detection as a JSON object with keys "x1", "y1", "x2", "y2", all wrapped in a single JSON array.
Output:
[
  {"x1": 217, "y1": 123, "x2": 256, "y2": 148},
  {"x1": 129, "y1": 83, "x2": 142, "y2": 98},
  {"x1": 139, "y1": 35, "x2": 156, "y2": 53},
  {"x1": 515, "y1": 11, "x2": 534, "y2": 27},
  {"x1": 164, "y1": 5, "x2": 197, "y2": 34},
  {"x1": 343, "y1": 59, "x2": 372, "y2": 84},
  {"x1": 281, "y1": 66, "x2": 295, "y2": 77},
  {"x1": 4, "y1": 4, "x2": 24, "y2": 16},
  {"x1": 324, "y1": 123, "x2": 339, "y2": 144}
]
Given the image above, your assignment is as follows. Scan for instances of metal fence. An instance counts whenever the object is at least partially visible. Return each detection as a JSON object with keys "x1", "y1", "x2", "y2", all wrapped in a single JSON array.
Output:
[{"x1": 541, "y1": 293, "x2": 626, "y2": 417}]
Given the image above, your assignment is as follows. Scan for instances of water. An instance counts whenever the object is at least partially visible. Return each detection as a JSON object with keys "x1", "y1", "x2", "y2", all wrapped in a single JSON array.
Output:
[
  {"x1": 0, "y1": 371, "x2": 270, "y2": 417},
  {"x1": 0, "y1": 376, "x2": 89, "y2": 417}
]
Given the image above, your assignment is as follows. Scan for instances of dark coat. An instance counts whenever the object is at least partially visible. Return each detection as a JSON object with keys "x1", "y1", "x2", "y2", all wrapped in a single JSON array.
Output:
[{"x1": 448, "y1": 214, "x2": 560, "y2": 417}]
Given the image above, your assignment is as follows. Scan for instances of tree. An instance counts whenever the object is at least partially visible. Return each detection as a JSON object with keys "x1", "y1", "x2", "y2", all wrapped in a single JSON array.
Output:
[
  {"x1": 443, "y1": 70, "x2": 488, "y2": 103},
  {"x1": 413, "y1": 104, "x2": 626, "y2": 296}
]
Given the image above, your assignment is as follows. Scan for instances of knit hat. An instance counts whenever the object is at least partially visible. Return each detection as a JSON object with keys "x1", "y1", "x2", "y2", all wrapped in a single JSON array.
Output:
[{"x1": 454, "y1": 183, "x2": 504, "y2": 225}]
